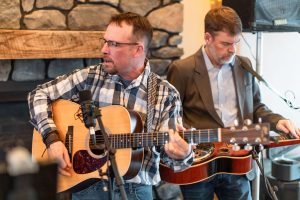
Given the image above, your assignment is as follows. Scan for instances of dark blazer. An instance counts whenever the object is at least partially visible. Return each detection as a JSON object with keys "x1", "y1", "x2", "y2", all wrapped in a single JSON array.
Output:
[{"x1": 167, "y1": 47, "x2": 284, "y2": 131}]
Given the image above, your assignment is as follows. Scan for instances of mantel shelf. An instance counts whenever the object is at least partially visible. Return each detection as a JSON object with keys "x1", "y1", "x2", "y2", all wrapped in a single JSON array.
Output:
[{"x1": 0, "y1": 30, "x2": 104, "y2": 59}]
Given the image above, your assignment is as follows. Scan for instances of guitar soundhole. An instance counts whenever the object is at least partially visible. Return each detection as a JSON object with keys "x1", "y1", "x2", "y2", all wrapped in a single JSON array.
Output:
[
  {"x1": 193, "y1": 143, "x2": 214, "y2": 163},
  {"x1": 90, "y1": 130, "x2": 105, "y2": 155}
]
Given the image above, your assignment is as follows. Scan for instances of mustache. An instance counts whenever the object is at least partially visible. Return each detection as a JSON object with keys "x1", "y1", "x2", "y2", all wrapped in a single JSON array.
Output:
[{"x1": 102, "y1": 57, "x2": 113, "y2": 62}]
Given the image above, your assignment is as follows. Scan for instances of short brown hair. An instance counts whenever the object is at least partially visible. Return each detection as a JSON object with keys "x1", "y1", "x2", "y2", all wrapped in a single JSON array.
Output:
[
  {"x1": 205, "y1": 6, "x2": 242, "y2": 36},
  {"x1": 109, "y1": 12, "x2": 153, "y2": 51}
]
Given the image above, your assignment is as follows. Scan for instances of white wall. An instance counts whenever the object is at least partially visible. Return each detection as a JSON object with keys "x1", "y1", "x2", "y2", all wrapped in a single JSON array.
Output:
[
  {"x1": 181, "y1": 1, "x2": 300, "y2": 126},
  {"x1": 181, "y1": 0, "x2": 210, "y2": 58},
  {"x1": 239, "y1": 32, "x2": 300, "y2": 126}
]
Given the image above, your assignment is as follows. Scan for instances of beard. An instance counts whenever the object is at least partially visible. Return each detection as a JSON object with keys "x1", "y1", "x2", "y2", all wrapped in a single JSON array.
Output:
[
  {"x1": 102, "y1": 58, "x2": 118, "y2": 75},
  {"x1": 220, "y1": 53, "x2": 235, "y2": 65}
]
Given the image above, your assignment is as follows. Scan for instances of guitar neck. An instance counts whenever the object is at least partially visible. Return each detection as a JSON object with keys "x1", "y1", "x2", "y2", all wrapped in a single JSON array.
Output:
[
  {"x1": 108, "y1": 132, "x2": 169, "y2": 149},
  {"x1": 179, "y1": 129, "x2": 220, "y2": 144},
  {"x1": 105, "y1": 124, "x2": 269, "y2": 149},
  {"x1": 106, "y1": 129, "x2": 221, "y2": 149}
]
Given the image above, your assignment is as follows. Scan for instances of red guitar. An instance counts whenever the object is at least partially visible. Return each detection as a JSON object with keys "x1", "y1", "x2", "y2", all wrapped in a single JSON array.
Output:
[
  {"x1": 160, "y1": 128, "x2": 300, "y2": 185},
  {"x1": 160, "y1": 123, "x2": 271, "y2": 185}
]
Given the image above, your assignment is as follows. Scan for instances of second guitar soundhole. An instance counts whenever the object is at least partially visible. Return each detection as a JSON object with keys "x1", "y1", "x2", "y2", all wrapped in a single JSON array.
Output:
[{"x1": 193, "y1": 143, "x2": 214, "y2": 163}]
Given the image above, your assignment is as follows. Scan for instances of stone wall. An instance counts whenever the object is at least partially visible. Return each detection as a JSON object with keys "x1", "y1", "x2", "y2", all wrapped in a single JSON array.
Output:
[{"x1": 0, "y1": 0, "x2": 184, "y2": 81}]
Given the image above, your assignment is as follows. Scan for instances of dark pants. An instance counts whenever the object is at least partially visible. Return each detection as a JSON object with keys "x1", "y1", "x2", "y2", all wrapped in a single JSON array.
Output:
[
  {"x1": 72, "y1": 180, "x2": 153, "y2": 200},
  {"x1": 180, "y1": 174, "x2": 251, "y2": 200}
]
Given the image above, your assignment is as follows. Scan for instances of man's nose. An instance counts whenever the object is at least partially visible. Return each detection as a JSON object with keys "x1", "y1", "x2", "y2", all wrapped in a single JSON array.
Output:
[
  {"x1": 228, "y1": 44, "x2": 236, "y2": 53},
  {"x1": 101, "y1": 43, "x2": 109, "y2": 54}
]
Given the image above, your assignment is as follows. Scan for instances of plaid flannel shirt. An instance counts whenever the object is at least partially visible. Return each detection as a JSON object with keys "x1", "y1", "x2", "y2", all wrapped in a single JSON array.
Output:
[{"x1": 28, "y1": 62, "x2": 193, "y2": 185}]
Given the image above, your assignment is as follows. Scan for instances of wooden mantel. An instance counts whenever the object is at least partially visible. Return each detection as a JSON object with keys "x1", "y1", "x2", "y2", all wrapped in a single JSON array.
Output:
[
  {"x1": 0, "y1": 29, "x2": 104, "y2": 102},
  {"x1": 0, "y1": 30, "x2": 104, "y2": 59}
]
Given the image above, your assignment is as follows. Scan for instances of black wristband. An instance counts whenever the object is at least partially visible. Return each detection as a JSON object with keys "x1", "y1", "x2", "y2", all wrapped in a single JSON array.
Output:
[{"x1": 43, "y1": 131, "x2": 61, "y2": 148}]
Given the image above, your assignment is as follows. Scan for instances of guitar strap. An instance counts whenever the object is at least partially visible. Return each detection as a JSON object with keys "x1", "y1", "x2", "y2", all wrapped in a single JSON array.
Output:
[{"x1": 146, "y1": 72, "x2": 158, "y2": 132}]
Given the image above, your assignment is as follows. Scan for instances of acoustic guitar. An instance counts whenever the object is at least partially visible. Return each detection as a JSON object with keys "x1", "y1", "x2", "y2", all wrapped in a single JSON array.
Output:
[{"x1": 32, "y1": 99, "x2": 269, "y2": 192}]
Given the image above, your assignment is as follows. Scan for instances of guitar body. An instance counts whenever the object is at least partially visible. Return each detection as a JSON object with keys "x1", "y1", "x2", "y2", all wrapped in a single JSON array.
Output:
[
  {"x1": 32, "y1": 100, "x2": 143, "y2": 193},
  {"x1": 160, "y1": 142, "x2": 252, "y2": 185}
]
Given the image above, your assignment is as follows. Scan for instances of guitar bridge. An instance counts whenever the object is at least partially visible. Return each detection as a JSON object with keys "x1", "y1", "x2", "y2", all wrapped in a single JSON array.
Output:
[{"x1": 65, "y1": 126, "x2": 74, "y2": 163}]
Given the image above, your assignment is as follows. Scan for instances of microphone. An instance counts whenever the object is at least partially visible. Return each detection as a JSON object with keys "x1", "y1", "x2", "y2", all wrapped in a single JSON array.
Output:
[{"x1": 79, "y1": 90, "x2": 97, "y2": 145}]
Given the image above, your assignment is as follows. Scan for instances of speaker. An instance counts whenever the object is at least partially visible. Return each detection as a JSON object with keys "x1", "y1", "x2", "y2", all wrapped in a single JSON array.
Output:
[
  {"x1": 260, "y1": 173, "x2": 300, "y2": 200},
  {"x1": 222, "y1": 0, "x2": 300, "y2": 32}
]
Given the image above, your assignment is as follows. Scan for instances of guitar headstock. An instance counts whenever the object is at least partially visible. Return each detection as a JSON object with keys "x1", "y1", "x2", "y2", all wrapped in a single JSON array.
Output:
[{"x1": 221, "y1": 122, "x2": 270, "y2": 151}]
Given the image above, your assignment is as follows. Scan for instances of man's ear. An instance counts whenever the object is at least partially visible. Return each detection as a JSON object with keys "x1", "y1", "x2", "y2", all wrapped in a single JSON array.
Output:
[
  {"x1": 134, "y1": 44, "x2": 145, "y2": 57},
  {"x1": 204, "y1": 32, "x2": 211, "y2": 43}
]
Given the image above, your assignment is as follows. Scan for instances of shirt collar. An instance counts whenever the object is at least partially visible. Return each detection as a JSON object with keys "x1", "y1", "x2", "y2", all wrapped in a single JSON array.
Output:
[{"x1": 107, "y1": 59, "x2": 151, "y2": 89}]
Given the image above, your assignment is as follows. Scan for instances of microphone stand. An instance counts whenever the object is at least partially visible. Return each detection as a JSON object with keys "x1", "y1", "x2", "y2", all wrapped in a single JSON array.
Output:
[
  {"x1": 93, "y1": 106, "x2": 128, "y2": 200},
  {"x1": 251, "y1": 146, "x2": 278, "y2": 200}
]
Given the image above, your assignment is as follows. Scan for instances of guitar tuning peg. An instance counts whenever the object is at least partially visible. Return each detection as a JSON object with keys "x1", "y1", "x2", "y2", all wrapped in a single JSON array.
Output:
[
  {"x1": 244, "y1": 119, "x2": 252, "y2": 126},
  {"x1": 244, "y1": 144, "x2": 253, "y2": 151},
  {"x1": 242, "y1": 126, "x2": 248, "y2": 131},
  {"x1": 255, "y1": 137, "x2": 262, "y2": 143},
  {"x1": 230, "y1": 126, "x2": 236, "y2": 131},
  {"x1": 255, "y1": 124, "x2": 261, "y2": 130},
  {"x1": 234, "y1": 119, "x2": 239, "y2": 127},
  {"x1": 242, "y1": 137, "x2": 248, "y2": 143},
  {"x1": 230, "y1": 138, "x2": 236, "y2": 143},
  {"x1": 232, "y1": 143, "x2": 241, "y2": 151},
  {"x1": 258, "y1": 117, "x2": 262, "y2": 123}
]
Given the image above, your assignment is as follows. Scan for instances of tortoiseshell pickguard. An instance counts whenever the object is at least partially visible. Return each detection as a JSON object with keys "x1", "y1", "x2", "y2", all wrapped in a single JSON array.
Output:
[{"x1": 73, "y1": 150, "x2": 107, "y2": 174}]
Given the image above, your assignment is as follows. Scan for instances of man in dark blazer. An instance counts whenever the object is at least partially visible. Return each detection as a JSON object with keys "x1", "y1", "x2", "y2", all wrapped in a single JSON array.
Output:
[{"x1": 167, "y1": 6, "x2": 300, "y2": 200}]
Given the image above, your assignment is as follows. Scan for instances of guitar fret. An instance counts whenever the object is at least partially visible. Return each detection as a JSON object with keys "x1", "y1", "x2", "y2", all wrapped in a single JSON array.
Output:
[
  {"x1": 149, "y1": 133, "x2": 152, "y2": 147},
  {"x1": 139, "y1": 134, "x2": 142, "y2": 147},
  {"x1": 208, "y1": 129, "x2": 210, "y2": 142}
]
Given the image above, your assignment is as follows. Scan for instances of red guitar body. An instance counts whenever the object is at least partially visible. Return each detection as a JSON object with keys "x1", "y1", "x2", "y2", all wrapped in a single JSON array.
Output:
[{"x1": 160, "y1": 142, "x2": 252, "y2": 185}]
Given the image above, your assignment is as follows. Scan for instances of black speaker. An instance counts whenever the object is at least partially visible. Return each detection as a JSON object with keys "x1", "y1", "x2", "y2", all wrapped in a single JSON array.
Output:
[
  {"x1": 260, "y1": 173, "x2": 300, "y2": 200},
  {"x1": 222, "y1": 0, "x2": 300, "y2": 32}
]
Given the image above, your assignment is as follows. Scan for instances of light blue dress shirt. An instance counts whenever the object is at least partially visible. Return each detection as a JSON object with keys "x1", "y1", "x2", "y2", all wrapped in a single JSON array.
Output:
[{"x1": 202, "y1": 47, "x2": 238, "y2": 127}]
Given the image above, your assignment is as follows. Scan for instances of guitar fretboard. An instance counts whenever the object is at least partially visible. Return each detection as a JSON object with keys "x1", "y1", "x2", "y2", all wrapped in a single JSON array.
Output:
[
  {"x1": 110, "y1": 132, "x2": 170, "y2": 148},
  {"x1": 180, "y1": 129, "x2": 220, "y2": 144},
  {"x1": 89, "y1": 129, "x2": 221, "y2": 148}
]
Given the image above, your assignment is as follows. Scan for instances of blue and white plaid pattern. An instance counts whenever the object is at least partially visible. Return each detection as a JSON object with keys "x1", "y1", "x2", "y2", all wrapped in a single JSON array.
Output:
[{"x1": 28, "y1": 62, "x2": 193, "y2": 185}]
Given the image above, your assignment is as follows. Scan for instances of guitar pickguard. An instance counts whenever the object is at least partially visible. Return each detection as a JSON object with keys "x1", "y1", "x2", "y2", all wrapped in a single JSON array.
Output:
[{"x1": 73, "y1": 150, "x2": 107, "y2": 174}]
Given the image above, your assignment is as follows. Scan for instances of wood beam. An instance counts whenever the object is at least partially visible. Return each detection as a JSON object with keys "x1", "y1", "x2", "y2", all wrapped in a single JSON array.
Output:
[{"x1": 0, "y1": 30, "x2": 104, "y2": 59}]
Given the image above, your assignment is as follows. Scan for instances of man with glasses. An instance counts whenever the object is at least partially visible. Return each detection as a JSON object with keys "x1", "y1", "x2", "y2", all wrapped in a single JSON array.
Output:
[
  {"x1": 167, "y1": 6, "x2": 300, "y2": 200},
  {"x1": 28, "y1": 12, "x2": 193, "y2": 200}
]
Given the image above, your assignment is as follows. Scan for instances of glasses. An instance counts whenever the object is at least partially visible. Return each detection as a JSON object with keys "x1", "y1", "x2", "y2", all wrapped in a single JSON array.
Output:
[{"x1": 99, "y1": 38, "x2": 139, "y2": 48}]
